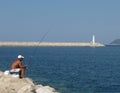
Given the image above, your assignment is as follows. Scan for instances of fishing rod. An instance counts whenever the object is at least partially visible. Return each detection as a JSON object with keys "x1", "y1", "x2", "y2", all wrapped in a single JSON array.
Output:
[
  {"x1": 32, "y1": 30, "x2": 50, "y2": 56},
  {"x1": 27, "y1": 30, "x2": 50, "y2": 65}
]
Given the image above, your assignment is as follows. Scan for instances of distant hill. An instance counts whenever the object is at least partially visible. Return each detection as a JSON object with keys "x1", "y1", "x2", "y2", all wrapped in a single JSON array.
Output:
[{"x1": 110, "y1": 39, "x2": 120, "y2": 45}]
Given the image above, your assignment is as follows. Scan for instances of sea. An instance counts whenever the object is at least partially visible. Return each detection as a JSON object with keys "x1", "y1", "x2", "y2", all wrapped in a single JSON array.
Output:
[{"x1": 0, "y1": 46, "x2": 120, "y2": 93}]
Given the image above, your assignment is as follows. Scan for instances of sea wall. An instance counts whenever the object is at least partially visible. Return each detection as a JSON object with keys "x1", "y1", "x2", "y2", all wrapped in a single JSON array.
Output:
[
  {"x1": 0, "y1": 42, "x2": 104, "y2": 47},
  {"x1": 0, "y1": 71, "x2": 58, "y2": 93}
]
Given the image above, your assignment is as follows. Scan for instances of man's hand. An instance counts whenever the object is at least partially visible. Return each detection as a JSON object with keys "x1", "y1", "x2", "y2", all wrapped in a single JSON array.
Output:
[{"x1": 23, "y1": 65, "x2": 28, "y2": 69}]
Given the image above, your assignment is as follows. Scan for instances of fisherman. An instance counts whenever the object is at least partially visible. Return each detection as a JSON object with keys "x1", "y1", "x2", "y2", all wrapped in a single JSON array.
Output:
[{"x1": 10, "y1": 55, "x2": 28, "y2": 78}]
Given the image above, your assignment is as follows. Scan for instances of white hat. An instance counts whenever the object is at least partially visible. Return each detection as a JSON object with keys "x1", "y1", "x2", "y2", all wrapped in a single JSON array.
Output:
[{"x1": 18, "y1": 55, "x2": 24, "y2": 59}]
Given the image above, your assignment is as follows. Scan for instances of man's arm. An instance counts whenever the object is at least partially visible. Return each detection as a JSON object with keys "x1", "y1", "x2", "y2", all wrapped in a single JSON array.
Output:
[{"x1": 18, "y1": 62, "x2": 28, "y2": 69}]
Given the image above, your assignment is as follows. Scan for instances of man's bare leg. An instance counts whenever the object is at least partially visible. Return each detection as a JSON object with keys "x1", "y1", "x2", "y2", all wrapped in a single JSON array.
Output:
[{"x1": 20, "y1": 68, "x2": 24, "y2": 78}]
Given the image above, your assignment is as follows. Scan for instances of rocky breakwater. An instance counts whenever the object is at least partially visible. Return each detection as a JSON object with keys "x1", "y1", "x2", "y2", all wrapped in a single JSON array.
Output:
[
  {"x1": 0, "y1": 42, "x2": 104, "y2": 47},
  {"x1": 0, "y1": 71, "x2": 58, "y2": 93}
]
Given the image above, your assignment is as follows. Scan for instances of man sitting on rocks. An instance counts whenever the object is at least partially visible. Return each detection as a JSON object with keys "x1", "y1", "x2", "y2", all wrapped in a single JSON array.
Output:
[{"x1": 11, "y1": 55, "x2": 28, "y2": 78}]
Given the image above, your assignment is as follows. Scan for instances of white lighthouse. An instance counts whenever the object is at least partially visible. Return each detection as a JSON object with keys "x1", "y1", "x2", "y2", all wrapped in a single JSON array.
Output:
[{"x1": 92, "y1": 35, "x2": 95, "y2": 45}]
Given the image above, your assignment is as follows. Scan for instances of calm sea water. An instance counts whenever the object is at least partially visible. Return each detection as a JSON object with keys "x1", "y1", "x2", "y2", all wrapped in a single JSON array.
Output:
[{"x1": 0, "y1": 46, "x2": 120, "y2": 93}]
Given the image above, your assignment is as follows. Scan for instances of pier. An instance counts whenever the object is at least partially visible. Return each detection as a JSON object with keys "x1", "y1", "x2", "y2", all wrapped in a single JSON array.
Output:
[{"x1": 0, "y1": 42, "x2": 104, "y2": 47}]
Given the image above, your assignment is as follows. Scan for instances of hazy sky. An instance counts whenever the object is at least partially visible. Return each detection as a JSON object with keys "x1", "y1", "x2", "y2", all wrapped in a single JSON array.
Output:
[{"x1": 0, "y1": 0, "x2": 120, "y2": 44}]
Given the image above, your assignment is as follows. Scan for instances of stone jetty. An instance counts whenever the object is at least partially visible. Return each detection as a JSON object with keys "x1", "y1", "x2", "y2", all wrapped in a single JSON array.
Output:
[{"x1": 0, "y1": 42, "x2": 104, "y2": 47}]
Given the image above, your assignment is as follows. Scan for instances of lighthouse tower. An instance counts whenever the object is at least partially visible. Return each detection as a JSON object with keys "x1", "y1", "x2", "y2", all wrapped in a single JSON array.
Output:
[{"x1": 92, "y1": 35, "x2": 95, "y2": 45}]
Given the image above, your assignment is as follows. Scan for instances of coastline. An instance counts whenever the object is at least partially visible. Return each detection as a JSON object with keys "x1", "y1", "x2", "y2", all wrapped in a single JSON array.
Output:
[{"x1": 0, "y1": 42, "x2": 104, "y2": 47}]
